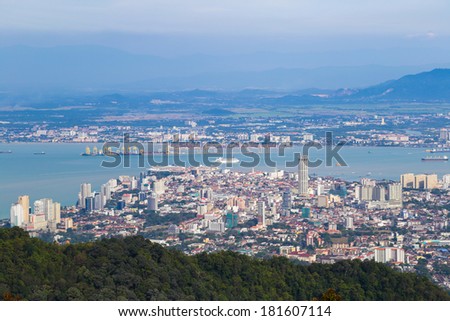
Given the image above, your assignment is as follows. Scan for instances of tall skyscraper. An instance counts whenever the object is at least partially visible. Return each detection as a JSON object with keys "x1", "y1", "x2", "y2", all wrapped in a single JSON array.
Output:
[
  {"x1": 388, "y1": 183, "x2": 402, "y2": 201},
  {"x1": 101, "y1": 183, "x2": 111, "y2": 208},
  {"x1": 10, "y1": 203, "x2": 24, "y2": 227},
  {"x1": 148, "y1": 192, "x2": 159, "y2": 211},
  {"x1": 53, "y1": 202, "x2": 61, "y2": 224},
  {"x1": 373, "y1": 186, "x2": 386, "y2": 201},
  {"x1": 257, "y1": 201, "x2": 266, "y2": 227},
  {"x1": 17, "y1": 195, "x2": 29, "y2": 224},
  {"x1": 85, "y1": 197, "x2": 95, "y2": 212},
  {"x1": 281, "y1": 189, "x2": 292, "y2": 213},
  {"x1": 425, "y1": 174, "x2": 438, "y2": 190},
  {"x1": 360, "y1": 185, "x2": 374, "y2": 201},
  {"x1": 298, "y1": 154, "x2": 309, "y2": 196},
  {"x1": 443, "y1": 174, "x2": 450, "y2": 189},
  {"x1": 79, "y1": 183, "x2": 92, "y2": 209},
  {"x1": 34, "y1": 198, "x2": 54, "y2": 221},
  {"x1": 47, "y1": 201, "x2": 61, "y2": 231},
  {"x1": 94, "y1": 193, "x2": 102, "y2": 210}
]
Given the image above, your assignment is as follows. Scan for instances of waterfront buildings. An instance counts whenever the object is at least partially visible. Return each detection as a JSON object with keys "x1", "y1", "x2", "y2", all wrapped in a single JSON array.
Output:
[
  {"x1": 401, "y1": 173, "x2": 438, "y2": 189},
  {"x1": 79, "y1": 183, "x2": 92, "y2": 209},
  {"x1": 10, "y1": 195, "x2": 60, "y2": 231},
  {"x1": 10, "y1": 203, "x2": 24, "y2": 227},
  {"x1": 17, "y1": 195, "x2": 29, "y2": 224}
]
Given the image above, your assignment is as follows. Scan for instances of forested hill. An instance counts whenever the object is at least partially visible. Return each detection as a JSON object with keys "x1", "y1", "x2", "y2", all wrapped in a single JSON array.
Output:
[{"x1": 0, "y1": 227, "x2": 448, "y2": 301}]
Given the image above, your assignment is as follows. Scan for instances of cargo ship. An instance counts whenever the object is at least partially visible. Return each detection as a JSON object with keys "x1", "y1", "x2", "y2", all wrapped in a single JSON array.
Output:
[
  {"x1": 81, "y1": 145, "x2": 146, "y2": 156},
  {"x1": 429, "y1": 148, "x2": 450, "y2": 153},
  {"x1": 0, "y1": 150, "x2": 12, "y2": 154},
  {"x1": 33, "y1": 151, "x2": 46, "y2": 155},
  {"x1": 421, "y1": 155, "x2": 448, "y2": 161}
]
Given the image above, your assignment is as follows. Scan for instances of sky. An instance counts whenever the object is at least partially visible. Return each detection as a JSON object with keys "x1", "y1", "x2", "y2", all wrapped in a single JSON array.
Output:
[
  {"x1": 0, "y1": 0, "x2": 449, "y2": 57},
  {"x1": 1, "y1": 0, "x2": 450, "y2": 91}
]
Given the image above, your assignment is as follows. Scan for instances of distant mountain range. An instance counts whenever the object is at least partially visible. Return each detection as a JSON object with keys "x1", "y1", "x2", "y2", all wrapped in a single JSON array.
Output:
[
  {"x1": 264, "y1": 68, "x2": 450, "y2": 103},
  {"x1": 1, "y1": 45, "x2": 449, "y2": 92},
  {"x1": 1, "y1": 44, "x2": 450, "y2": 103},
  {"x1": 352, "y1": 68, "x2": 450, "y2": 101}
]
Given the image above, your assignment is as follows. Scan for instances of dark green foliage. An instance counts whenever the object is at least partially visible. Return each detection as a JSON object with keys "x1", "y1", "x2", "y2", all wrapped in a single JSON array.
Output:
[
  {"x1": 0, "y1": 227, "x2": 448, "y2": 301},
  {"x1": 313, "y1": 288, "x2": 342, "y2": 301}
]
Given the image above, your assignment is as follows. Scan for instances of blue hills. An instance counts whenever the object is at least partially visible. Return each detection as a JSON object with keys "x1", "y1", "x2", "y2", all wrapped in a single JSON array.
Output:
[{"x1": 352, "y1": 68, "x2": 450, "y2": 101}]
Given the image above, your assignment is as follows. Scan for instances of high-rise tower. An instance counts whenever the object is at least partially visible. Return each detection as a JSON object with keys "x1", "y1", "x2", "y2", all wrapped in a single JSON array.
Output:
[
  {"x1": 10, "y1": 203, "x2": 24, "y2": 227},
  {"x1": 298, "y1": 154, "x2": 309, "y2": 196},
  {"x1": 257, "y1": 201, "x2": 266, "y2": 227},
  {"x1": 17, "y1": 195, "x2": 29, "y2": 224},
  {"x1": 148, "y1": 192, "x2": 159, "y2": 211},
  {"x1": 79, "y1": 183, "x2": 92, "y2": 209}
]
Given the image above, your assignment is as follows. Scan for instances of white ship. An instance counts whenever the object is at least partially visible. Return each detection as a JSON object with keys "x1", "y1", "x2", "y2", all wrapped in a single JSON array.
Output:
[
  {"x1": 215, "y1": 157, "x2": 239, "y2": 164},
  {"x1": 421, "y1": 155, "x2": 448, "y2": 161}
]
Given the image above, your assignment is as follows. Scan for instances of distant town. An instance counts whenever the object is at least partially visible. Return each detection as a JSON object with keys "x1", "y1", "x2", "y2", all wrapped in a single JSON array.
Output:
[{"x1": 1, "y1": 111, "x2": 450, "y2": 149}]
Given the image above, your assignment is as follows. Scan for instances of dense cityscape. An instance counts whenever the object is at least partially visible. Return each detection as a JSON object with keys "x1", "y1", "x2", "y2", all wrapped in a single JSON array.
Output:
[{"x1": 4, "y1": 121, "x2": 450, "y2": 292}]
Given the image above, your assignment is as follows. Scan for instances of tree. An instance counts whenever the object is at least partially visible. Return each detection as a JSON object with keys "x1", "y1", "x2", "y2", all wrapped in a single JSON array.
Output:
[{"x1": 313, "y1": 288, "x2": 342, "y2": 301}]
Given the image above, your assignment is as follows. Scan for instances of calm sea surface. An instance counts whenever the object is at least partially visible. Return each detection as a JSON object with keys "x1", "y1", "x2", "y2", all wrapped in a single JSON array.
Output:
[{"x1": 1, "y1": 143, "x2": 449, "y2": 218}]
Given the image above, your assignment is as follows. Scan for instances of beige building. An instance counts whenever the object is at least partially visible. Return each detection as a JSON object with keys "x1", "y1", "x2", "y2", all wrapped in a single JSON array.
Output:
[
  {"x1": 425, "y1": 174, "x2": 438, "y2": 190},
  {"x1": 317, "y1": 195, "x2": 329, "y2": 208},
  {"x1": 17, "y1": 195, "x2": 30, "y2": 224},
  {"x1": 401, "y1": 173, "x2": 415, "y2": 188},
  {"x1": 414, "y1": 174, "x2": 427, "y2": 189},
  {"x1": 402, "y1": 173, "x2": 438, "y2": 190}
]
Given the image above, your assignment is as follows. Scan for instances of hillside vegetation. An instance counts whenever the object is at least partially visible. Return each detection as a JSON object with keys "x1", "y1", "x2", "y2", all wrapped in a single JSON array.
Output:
[{"x1": 0, "y1": 227, "x2": 448, "y2": 301}]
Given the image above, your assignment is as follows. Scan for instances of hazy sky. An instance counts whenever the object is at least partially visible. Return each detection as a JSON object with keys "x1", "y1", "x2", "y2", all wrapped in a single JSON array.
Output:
[{"x1": 1, "y1": 0, "x2": 449, "y2": 57}]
